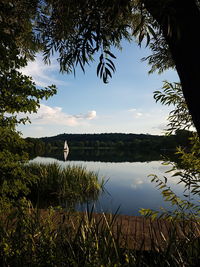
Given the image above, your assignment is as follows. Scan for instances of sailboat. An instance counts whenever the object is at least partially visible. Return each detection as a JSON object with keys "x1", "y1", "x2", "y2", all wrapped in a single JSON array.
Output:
[
  {"x1": 63, "y1": 140, "x2": 69, "y2": 161},
  {"x1": 64, "y1": 140, "x2": 69, "y2": 152}
]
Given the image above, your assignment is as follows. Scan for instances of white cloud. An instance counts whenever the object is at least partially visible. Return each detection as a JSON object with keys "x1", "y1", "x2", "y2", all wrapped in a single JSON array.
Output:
[
  {"x1": 20, "y1": 55, "x2": 69, "y2": 87},
  {"x1": 85, "y1": 110, "x2": 97, "y2": 120},
  {"x1": 128, "y1": 108, "x2": 143, "y2": 118},
  {"x1": 26, "y1": 104, "x2": 97, "y2": 127},
  {"x1": 131, "y1": 179, "x2": 144, "y2": 189},
  {"x1": 74, "y1": 110, "x2": 96, "y2": 120}
]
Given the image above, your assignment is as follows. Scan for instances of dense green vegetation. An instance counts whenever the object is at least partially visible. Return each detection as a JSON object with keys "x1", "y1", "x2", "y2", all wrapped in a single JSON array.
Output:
[
  {"x1": 27, "y1": 162, "x2": 104, "y2": 209},
  {"x1": 141, "y1": 82, "x2": 200, "y2": 221},
  {"x1": 1, "y1": 203, "x2": 200, "y2": 266},
  {"x1": 26, "y1": 130, "x2": 193, "y2": 157},
  {"x1": 0, "y1": 0, "x2": 56, "y2": 204}
]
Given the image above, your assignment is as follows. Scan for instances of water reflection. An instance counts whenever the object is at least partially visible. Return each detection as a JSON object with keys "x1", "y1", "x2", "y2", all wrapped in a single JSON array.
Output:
[
  {"x1": 30, "y1": 151, "x2": 190, "y2": 215},
  {"x1": 63, "y1": 150, "x2": 69, "y2": 161},
  {"x1": 33, "y1": 148, "x2": 173, "y2": 163}
]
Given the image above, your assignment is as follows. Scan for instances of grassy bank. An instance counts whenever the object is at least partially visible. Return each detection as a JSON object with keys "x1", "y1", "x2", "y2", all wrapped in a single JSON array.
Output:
[{"x1": 26, "y1": 162, "x2": 104, "y2": 209}]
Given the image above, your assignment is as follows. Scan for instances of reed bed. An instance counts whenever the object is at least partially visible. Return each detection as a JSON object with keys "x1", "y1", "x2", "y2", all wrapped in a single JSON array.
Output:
[{"x1": 26, "y1": 162, "x2": 104, "y2": 209}]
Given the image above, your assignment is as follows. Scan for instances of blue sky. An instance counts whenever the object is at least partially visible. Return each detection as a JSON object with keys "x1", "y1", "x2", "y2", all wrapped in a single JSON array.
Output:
[{"x1": 19, "y1": 40, "x2": 179, "y2": 138}]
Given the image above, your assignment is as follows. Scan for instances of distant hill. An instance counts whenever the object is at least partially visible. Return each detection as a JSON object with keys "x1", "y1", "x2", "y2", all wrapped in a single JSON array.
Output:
[
  {"x1": 40, "y1": 132, "x2": 167, "y2": 151},
  {"x1": 41, "y1": 132, "x2": 160, "y2": 141},
  {"x1": 25, "y1": 130, "x2": 192, "y2": 156}
]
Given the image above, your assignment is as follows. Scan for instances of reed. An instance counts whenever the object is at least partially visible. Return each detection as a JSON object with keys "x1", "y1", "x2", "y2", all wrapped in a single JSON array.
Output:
[
  {"x1": 0, "y1": 200, "x2": 200, "y2": 266},
  {"x1": 26, "y1": 162, "x2": 104, "y2": 209}
]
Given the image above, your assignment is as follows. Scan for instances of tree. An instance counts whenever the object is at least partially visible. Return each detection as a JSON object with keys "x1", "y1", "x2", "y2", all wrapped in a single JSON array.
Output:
[
  {"x1": 30, "y1": 0, "x2": 200, "y2": 136},
  {"x1": 0, "y1": 0, "x2": 56, "y2": 200},
  {"x1": 154, "y1": 81, "x2": 193, "y2": 134},
  {"x1": 142, "y1": 0, "x2": 200, "y2": 136}
]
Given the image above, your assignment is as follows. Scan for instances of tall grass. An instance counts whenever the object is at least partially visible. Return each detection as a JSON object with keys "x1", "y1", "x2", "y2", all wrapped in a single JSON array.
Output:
[
  {"x1": 0, "y1": 199, "x2": 200, "y2": 266},
  {"x1": 26, "y1": 162, "x2": 104, "y2": 209}
]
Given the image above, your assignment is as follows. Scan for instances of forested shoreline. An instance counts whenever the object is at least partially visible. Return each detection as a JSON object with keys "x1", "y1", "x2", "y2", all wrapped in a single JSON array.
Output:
[{"x1": 26, "y1": 130, "x2": 192, "y2": 156}]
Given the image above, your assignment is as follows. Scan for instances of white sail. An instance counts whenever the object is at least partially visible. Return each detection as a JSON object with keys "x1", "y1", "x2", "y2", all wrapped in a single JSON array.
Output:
[
  {"x1": 64, "y1": 140, "x2": 69, "y2": 152},
  {"x1": 63, "y1": 141, "x2": 69, "y2": 161}
]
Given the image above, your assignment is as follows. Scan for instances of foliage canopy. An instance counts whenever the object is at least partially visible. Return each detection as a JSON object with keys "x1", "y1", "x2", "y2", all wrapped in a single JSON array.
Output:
[{"x1": 0, "y1": 0, "x2": 56, "y2": 200}]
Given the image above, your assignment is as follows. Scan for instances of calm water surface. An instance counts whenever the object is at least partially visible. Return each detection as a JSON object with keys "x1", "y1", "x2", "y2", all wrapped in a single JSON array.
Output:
[{"x1": 30, "y1": 151, "x2": 192, "y2": 216}]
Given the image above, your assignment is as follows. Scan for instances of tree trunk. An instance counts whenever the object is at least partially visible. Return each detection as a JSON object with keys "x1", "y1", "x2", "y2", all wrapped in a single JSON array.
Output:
[{"x1": 144, "y1": 0, "x2": 200, "y2": 136}]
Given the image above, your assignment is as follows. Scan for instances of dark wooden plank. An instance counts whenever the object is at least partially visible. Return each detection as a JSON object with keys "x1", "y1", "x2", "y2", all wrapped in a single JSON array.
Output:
[
  {"x1": 39, "y1": 211, "x2": 200, "y2": 250},
  {"x1": 135, "y1": 216, "x2": 145, "y2": 250},
  {"x1": 143, "y1": 217, "x2": 154, "y2": 250},
  {"x1": 125, "y1": 215, "x2": 137, "y2": 249},
  {"x1": 158, "y1": 218, "x2": 170, "y2": 249},
  {"x1": 144, "y1": 218, "x2": 152, "y2": 250}
]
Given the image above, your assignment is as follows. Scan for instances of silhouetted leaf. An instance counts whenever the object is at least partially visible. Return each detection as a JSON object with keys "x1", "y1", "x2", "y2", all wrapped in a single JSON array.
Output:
[
  {"x1": 104, "y1": 50, "x2": 116, "y2": 59},
  {"x1": 105, "y1": 67, "x2": 112, "y2": 78},
  {"x1": 106, "y1": 62, "x2": 115, "y2": 73},
  {"x1": 106, "y1": 58, "x2": 116, "y2": 71},
  {"x1": 97, "y1": 62, "x2": 102, "y2": 77}
]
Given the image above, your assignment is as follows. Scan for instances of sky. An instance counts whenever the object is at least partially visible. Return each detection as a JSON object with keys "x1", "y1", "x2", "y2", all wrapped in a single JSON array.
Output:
[{"x1": 18, "y1": 40, "x2": 179, "y2": 138}]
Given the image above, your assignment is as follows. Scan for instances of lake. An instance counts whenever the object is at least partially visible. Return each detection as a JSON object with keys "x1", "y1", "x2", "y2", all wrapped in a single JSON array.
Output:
[{"x1": 30, "y1": 150, "x2": 191, "y2": 216}]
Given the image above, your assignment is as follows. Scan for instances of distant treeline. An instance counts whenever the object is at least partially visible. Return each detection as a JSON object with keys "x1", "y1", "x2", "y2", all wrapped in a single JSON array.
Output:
[{"x1": 25, "y1": 130, "x2": 193, "y2": 156}]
